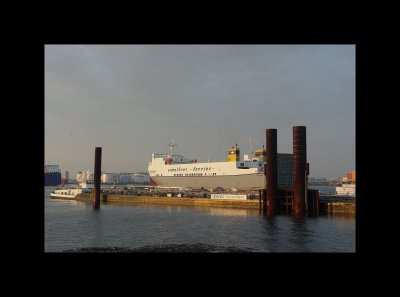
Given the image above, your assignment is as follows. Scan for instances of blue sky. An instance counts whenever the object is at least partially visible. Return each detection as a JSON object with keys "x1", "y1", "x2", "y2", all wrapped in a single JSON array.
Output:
[{"x1": 45, "y1": 45, "x2": 355, "y2": 178}]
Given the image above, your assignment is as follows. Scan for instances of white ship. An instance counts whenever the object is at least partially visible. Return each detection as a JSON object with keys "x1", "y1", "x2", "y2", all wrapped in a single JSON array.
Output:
[
  {"x1": 335, "y1": 170, "x2": 356, "y2": 197},
  {"x1": 335, "y1": 183, "x2": 356, "y2": 197},
  {"x1": 148, "y1": 141, "x2": 293, "y2": 191},
  {"x1": 50, "y1": 187, "x2": 90, "y2": 199}
]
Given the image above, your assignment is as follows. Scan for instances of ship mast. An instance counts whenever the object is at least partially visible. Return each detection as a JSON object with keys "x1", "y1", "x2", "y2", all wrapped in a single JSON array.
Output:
[
  {"x1": 249, "y1": 137, "x2": 253, "y2": 159},
  {"x1": 169, "y1": 139, "x2": 177, "y2": 157}
]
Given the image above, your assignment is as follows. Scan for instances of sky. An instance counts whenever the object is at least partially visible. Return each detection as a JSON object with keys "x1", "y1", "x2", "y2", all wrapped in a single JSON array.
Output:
[{"x1": 45, "y1": 45, "x2": 355, "y2": 179}]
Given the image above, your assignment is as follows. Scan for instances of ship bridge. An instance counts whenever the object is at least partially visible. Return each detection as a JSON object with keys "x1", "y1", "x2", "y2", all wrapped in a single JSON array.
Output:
[{"x1": 151, "y1": 153, "x2": 194, "y2": 164}]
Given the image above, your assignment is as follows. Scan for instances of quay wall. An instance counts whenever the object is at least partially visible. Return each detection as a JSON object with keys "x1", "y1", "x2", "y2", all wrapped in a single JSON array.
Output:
[
  {"x1": 320, "y1": 202, "x2": 356, "y2": 214},
  {"x1": 54, "y1": 194, "x2": 261, "y2": 209},
  {"x1": 50, "y1": 194, "x2": 356, "y2": 214}
]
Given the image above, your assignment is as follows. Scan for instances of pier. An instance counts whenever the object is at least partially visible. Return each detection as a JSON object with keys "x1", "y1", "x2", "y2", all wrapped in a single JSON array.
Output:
[
  {"x1": 50, "y1": 191, "x2": 355, "y2": 215},
  {"x1": 51, "y1": 193, "x2": 261, "y2": 209}
]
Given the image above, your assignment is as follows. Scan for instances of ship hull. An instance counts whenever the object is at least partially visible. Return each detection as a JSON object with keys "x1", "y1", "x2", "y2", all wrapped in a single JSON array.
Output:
[
  {"x1": 150, "y1": 173, "x2": 265, "y2": 190},
  {"x1": 45, "y1": 172, "x2": 61, "y2": 186}
]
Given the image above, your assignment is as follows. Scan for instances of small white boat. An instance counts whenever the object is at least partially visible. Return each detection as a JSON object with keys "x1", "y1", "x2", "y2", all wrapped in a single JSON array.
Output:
[
  {"x1": 50, "y1": 187, "x2": 90, "y2": 199},
  {"x1": 335, "y1": 183, "x2": 356, "y2": 197}
]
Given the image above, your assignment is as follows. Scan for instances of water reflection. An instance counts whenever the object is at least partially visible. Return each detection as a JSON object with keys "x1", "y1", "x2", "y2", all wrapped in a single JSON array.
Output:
[
  {"x1": 261, "y1": 214, "x2": 278, "y2": 252},
  {"x1": 289, "y1": 215, "x2": 310, "y2": 252},
  {"x1": 209, "y1": 208, "x2": 257, "y2": 216},
  {"x1": 326, "y1": 212, "x2": 356, "y2": 221},
  {"x1": 90, "y1": 208, "x2": 104, "y2": 247}
]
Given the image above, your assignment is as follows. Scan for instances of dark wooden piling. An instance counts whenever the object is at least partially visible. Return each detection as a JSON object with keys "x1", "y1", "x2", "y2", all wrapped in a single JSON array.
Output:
[
  {"x1": 293, "y1": 126, "x2": 307, "y2": 214},
  {"x1": 93, "y1": 147, "x2": 102, "y2": 209},
  {"x1": 307, "y1": 189, "x2": 319, "y2": 216},
  {"x1": 262, "y1": 189, "x2": 267, "y2": 213},
  {"x1": 266, "y1": 129, "x2": 277, "y2": 213}
]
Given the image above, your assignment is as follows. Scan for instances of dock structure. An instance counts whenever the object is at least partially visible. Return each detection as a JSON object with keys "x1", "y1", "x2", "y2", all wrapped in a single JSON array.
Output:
[
  {"x1": 259, "y1": 126, "x2": 319, "y2": 216},
  {"x1": 50, "y1": 191, "x2": 353, "y2": 216}
]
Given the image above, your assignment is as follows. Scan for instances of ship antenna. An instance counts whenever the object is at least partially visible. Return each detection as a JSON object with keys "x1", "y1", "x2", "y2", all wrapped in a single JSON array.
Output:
[
  {"x1": 169, "y1": 139, "x2": 177, "y2": 157},
  {"x1": 249, "y1": 137, "x2": 253, "y2": 159}
]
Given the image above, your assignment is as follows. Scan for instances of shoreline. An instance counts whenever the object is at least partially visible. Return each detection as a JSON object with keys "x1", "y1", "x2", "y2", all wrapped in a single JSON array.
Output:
[
  {"x1": 52, "y1": 193, "x2": 261, "y2": 209},
  {"x1": 50, "y1": 193, "x2": 356, "y2": 215}
]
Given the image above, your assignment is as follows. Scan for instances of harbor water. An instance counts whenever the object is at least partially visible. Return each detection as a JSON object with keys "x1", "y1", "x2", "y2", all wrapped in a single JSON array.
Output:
[{"x1": 45, "y1": 186, "x2": 355, "y2": 252}]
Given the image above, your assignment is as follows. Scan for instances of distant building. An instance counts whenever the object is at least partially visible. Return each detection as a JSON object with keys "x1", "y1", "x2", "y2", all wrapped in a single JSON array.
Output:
[{"x1": 341, "y1": 170, "x2": 356, "y2": 183}]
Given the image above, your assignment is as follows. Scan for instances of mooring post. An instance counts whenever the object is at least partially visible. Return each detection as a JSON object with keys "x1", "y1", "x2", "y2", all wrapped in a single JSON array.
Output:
[
  {"x1": 293, "y1": 126, "x2": 307, "y2": 214},
  {"x1": 262, "y1": 189, "x2": 267, "y2": 214},
  {"x1": 266, "y1": 129, "x2": 277, "y2": 214},
  {"x1": 93, "y1": 147, "x2": 102, "y2": 209}
]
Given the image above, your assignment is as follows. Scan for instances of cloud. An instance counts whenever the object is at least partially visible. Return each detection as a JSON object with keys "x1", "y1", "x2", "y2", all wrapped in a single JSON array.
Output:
[{"x1": 45, "y1": 45, "x2": 355, "y2": 177}]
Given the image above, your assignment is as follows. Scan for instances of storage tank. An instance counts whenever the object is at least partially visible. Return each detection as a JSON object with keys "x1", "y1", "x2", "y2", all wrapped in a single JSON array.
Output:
[
  {"x1": 119, "y1": 174, "x2": 131, "y2": 184},
  {"x1": 101, "y1": 173, "x2": 114, "y2": 183},
  {"x1": 133, "y1": 173, "x2": 145, "y2": 184},
  {"x1": 134, "y1": 172, "x2": 150, "y2": 184}
]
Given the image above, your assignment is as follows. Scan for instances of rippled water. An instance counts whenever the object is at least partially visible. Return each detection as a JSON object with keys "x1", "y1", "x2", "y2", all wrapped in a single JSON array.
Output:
[{"x1": 45, "y1": 187, "x2": 355, "y2": 252}]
